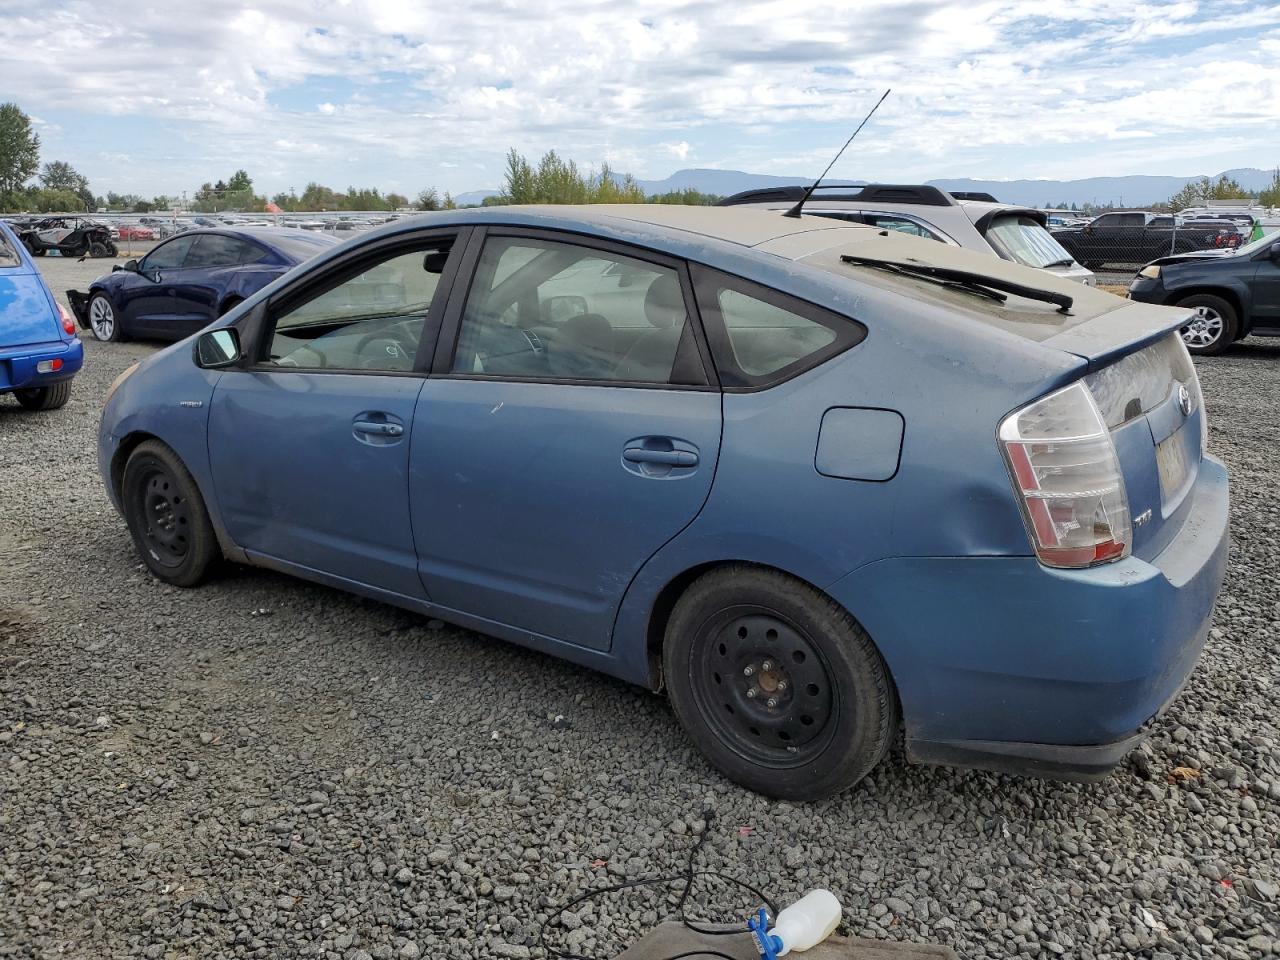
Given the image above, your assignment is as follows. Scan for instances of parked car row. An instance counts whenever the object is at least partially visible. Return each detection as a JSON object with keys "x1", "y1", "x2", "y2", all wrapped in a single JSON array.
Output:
[{"x1": 1051, "y1": 211, "x2": 1245, "y2": 269}]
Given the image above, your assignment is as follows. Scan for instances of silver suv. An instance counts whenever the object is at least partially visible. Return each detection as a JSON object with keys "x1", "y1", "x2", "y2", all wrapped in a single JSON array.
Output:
[{"x1": 718, "y1": 184, "x2": 1096, "y2": 286}]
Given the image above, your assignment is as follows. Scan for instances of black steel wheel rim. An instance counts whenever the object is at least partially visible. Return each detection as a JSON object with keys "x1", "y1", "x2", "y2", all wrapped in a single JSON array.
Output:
[
  {"x1": 689, "y1": 606, "x2": 839, "y2": 768},
  {"x1": 136, "y1": 467, "x2": 191, "y2": 568}
]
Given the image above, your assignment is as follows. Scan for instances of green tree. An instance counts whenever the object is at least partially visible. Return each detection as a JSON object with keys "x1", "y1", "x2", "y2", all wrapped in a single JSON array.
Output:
[
  {"x1": 227, "y1": 169, "x2": 253, "y2": 193},
  {"x1": 1259, "y1": 169, "x2": 1280, "y2": 208},
  {"x1": 416, "y1": 187, "x2": 441, "y2": 211},
  {"x1": 39, "y1": 160, "x2": 87, "y2": 192},
  {"x1": 29, "y1": 188, "x2": 83, "y2": 212},
  {"x1": 442, "y1": 191, "x2": 457, "y2": 210},
  {"x1": 0, "y1": 102, "x2": 40, "y2": 196},
  {"x1": 387, "y1": 192, "x2": 408, "y2": 209},
  {"x1": 494, "y1": 148, "x2": 647, "y2": 205},
  {"x1": 648, "y1": 188, "x2": 723, "y2": 205}
]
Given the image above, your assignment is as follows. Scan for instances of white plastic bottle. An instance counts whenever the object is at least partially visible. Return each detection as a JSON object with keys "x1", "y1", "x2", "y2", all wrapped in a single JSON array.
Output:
[{"x1": 768, "y1": 889, "x2": 842, "y2": 955}]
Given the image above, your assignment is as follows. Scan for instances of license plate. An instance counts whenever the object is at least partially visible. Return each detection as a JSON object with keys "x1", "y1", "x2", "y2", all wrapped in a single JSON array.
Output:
[{"x1": 1156, "y1": 431, "x2": 1193, "y2": 504}]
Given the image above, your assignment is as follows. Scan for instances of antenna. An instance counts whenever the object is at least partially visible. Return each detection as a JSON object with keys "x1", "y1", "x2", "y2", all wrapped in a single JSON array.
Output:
[{"x1": 783, "y1": 89, "x2": 891, "y2": 219}]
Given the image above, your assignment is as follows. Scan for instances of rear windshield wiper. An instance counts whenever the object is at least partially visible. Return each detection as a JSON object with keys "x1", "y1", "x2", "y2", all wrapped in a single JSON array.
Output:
[{"x1": 841, "y1": 255, "x2": 1074, "y2": 314}]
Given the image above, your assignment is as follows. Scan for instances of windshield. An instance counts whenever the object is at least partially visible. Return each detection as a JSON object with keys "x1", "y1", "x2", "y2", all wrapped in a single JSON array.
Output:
[
  {"x1": 984, "y1": 215, "x2": 1076, "y2": 269},
  {"x1": 1226, "y1": 232, "x2": 1279, "y2": 258}
]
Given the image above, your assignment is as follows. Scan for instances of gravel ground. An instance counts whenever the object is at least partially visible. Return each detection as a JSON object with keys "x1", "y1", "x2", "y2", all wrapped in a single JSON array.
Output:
[{"x1": 1, "y1": 260, "x2": 1278, "y2": 960}]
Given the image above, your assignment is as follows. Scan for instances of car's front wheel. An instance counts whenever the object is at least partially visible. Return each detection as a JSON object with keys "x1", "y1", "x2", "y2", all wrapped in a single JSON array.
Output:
[
  {"x1": 1176, "y1": 294, "x2": 1237, "y2": 356},
  {"x1": 13, "y1": 381, "x2": 71, "y2": 411},
  {"x1": 88, "y1": 293, "x2": 123, "y2": 342},
  {"x1": 88, "y1": 241, "x2": 110, "y2": 258},
  {"x1": 121, "y1": 441, "x2": 219, "y2": 587},
  {"x1": 663, "y1": 565, "x2": 898, "y2": 800}
]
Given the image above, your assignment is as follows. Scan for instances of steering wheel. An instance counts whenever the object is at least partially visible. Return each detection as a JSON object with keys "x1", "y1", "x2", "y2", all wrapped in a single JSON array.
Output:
[
  {"x1": 354, "y1": 319, "x2": 420, "y2": 366},
  {"x1": 275, "y1": 343, "x2": 328, "y2": 368}
]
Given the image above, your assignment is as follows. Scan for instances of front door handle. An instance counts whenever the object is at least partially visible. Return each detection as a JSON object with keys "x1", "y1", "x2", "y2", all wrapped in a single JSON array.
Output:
[
  {"x1": 623, "y1": 447, "x2": 697, "y2": 467},
  {"x1": 353, "y1": 420, "x2": 403, "y2": 437}
]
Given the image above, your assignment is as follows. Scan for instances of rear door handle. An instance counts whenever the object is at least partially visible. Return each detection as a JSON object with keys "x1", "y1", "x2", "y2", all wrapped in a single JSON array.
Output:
[
  {"x1": 623, "y1": 447, "x2": 697, "y2": 467},
  {"x1": 354, "y1": 420, "x2": 403, "y2": 437}
]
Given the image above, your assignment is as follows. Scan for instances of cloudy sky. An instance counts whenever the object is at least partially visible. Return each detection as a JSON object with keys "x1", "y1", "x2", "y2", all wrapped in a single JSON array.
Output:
[{"x1": 1, "y1": 0, "x2": 1278, "y2": 199}]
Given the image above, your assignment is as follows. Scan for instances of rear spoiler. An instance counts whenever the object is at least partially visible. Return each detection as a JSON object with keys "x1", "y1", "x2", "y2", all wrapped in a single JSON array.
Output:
[
  {"x1": 67, "y1": 289, "x2": 91, "y2": 329},
  {"x1": 1041, "y1": 300, "x2": 1192, "y2": 370}
]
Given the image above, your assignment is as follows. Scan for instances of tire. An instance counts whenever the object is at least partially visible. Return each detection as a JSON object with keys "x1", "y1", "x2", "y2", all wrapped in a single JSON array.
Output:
[
  {"x1": 106, "y1": 241, "x2": 119, "y2": 257},
  {"x1": 88, "y1": 241, "x2": 109, "y2": 258},
  {"x1": 88, "y1": 292, "x2": 123, "y2": 342},
  {"x1": 663, "y1": 565, "x2": 898, "y2": 800},
  {"x1": 1175, "y1": 293, "x2": 1237, "y2": 356},
  {"x1": 13, "y1": 380, "x2": 72, "y2": 411},
  {"x1": 121, "y1": 441, "x2": 219, "y2": 587}
]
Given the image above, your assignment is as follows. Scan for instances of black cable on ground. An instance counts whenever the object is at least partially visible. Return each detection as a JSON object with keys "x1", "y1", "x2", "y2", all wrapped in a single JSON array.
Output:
[{"x1": 537, "y1": 809, "x2": 779, "y2": 960}]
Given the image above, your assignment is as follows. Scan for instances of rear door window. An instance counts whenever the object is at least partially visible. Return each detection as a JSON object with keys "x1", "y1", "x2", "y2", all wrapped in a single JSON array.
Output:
[
  {"x1": 449, "y1": 235, "x2": 708, "y2": 386},
  {"x1": 185, "y1": 235, "x2": 267, "y2": 268},
  {"x1": 692, "y1": 265, "x2": 865, "y2": 389}
]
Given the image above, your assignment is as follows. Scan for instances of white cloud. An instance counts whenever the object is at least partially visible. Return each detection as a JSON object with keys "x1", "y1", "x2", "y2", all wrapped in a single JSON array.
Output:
[{"x1": 0, "y1": 0, "x2": 1276, "y2": 195}]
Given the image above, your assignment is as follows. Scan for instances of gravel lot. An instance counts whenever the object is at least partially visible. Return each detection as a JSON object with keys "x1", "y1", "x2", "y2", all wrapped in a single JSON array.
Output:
[{"x1": 2, "y1": 254, "x2": 1278, "y2": 960}]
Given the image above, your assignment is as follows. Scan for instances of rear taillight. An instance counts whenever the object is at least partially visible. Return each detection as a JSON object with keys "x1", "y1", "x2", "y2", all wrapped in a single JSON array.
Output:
[
  {"x1": 57, "y1": 302, "x2": 76, "y2": 335},
  {"x1": 999, "y1": 381, "x2": 1131, "y2": 568}
]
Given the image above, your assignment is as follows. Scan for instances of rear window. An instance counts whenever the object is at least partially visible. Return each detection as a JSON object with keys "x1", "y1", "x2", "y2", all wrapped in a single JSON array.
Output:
[
  {"x1": 984, "y1": 215, "x2": 1075, "y2": 269},
  {"x1": 270, "y1": 233, "x2": 339, "y2": 262},
  {"x1": 0, "y1": 229, "x2": 19, "y2": 267},
  {"x1": 1086, "y1": 333, "x2": 1199, "y2": 428}
]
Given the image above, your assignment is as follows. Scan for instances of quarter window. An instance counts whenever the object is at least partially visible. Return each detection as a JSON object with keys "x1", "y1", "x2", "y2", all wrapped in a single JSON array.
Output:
[
  {"x1": 263, "y1": 241, "x2": 453, "y2": 372},
  {"x1": 451, "y1": 236, "x2": 705, "y2": 385},
  {"x1": 693, "y1": 266, "x2": 864, "y2": 389},
  {"x1": 185, "y1": 235, "x2": 267, "y2": 268}
]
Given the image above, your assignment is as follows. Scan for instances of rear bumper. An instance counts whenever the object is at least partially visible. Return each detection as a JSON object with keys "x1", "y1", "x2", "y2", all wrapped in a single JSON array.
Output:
[
  {"x1": 0, "y1": 338, "x2": 84, "y2": 392},
  {"x1": 828, "y1": 455, "x2": 1229, "y2": 780},
  {"x1": 67, "y1": 289, "x2": 91, "y2": 329}
]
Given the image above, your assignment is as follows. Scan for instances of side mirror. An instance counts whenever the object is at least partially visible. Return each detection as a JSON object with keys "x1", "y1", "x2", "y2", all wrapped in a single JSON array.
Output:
[
  {"x1": 542, "y1": 294, "x2": 588, "y2": 324},
  {"x1": 194, "y1": 328, "x2": 242, "y2": 369},
  {"x1": 1270, "y1": 241, "x2": 1280, "y2": 261},
  {"x1": 115, "y1": 259, "x2": 139, "y2": 273}
]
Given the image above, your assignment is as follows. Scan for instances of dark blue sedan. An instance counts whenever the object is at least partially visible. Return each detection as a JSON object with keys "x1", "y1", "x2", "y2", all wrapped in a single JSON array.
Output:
[{"x1": 69, "y1": 228, "x2": 338, "y2": 342}]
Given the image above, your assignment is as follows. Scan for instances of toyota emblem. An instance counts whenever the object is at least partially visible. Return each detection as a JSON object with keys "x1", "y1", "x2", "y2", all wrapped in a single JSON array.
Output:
[{"x1": 1177, "y1": 384, "x2": 1192, "y2": 418}]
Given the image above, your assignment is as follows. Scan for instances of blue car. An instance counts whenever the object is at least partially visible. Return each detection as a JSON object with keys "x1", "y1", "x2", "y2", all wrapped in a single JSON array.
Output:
[
  {"x1": 98, "y1": 206, "x2": 1228, "y2": 798},
  {"x1": 0, "y1": 221, "x2": 83, "y2": 411},
  {"x1": 68, "y1": 227, "x2": 338, "y2": 343}
]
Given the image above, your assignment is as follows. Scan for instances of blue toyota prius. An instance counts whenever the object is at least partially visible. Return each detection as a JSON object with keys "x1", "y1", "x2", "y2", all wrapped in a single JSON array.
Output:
[
  {"x1": 0, "y1": 220, "x2": 83, "y2": 411},
  {"x1": 97, "y1": 206, "x2": 1229, "y2": 798}
]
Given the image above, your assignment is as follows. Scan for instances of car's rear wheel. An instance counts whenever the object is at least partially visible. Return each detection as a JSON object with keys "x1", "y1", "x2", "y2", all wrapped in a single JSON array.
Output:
[
  {"x1": 88, "y1": 293, "x2": 123, "y2": 342},
  {"x1": 1175, "y1": 294, "x2": 1237, "y2": 355},
  {"x1": 13, "y1": 380, "x2": 72, "y2": 411},
  {"x1": 663, "y1": 565, "x2": 898, "y2": 799},
  {"x1": 121, "y1": 441, "x2": 218, "y2": 587},
  {"x1": 24, "y1": 238, "x2": 43, "y2": 256}
]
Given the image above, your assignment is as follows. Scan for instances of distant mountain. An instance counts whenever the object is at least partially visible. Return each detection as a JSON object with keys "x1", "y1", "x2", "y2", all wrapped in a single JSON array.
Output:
[
  {"x1": 458, "y1": 167, "x2": 1276, "y2": 209},
  {"x1": 927, "y1": 169, "x2": 1277, "y2": 207},
  {"x1": 634, "y1": 168, "x2": 858, "y2": 196}
]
